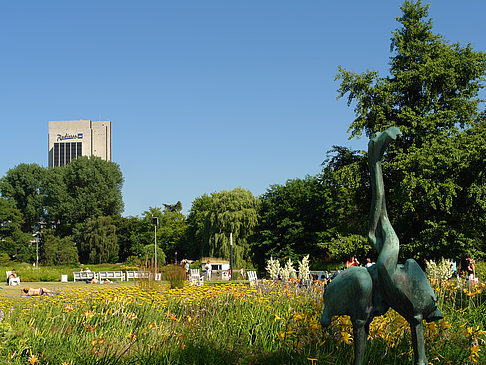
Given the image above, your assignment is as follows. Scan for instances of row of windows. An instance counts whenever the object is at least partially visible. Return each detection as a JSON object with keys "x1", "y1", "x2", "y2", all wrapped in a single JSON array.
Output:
[{"x1": 53, "y1": 142, "x2": 82, "y2": 167}]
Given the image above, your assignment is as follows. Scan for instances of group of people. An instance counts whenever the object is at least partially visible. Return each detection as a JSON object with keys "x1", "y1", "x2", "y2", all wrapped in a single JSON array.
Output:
[
  {"x1": 345, "y1": 256, "x2": 376, "y2": 269},
  {"x1": 345, "y1": 255, "x2": 478, "y2": 283}
]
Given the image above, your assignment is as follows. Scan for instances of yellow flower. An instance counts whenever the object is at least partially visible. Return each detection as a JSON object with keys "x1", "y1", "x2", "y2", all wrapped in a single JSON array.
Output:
[
  {"x1": 28, "y1": 354, "x2": 39, "y2": 364},
  {"x1": 469, "y1": 344, "x2": 481, "y2": 362},
  {"x1": 340, "y1": 331, "x2": 353, "y2": 345},
  {"x1": 440, "y1": 320, "x2": 452, "y2": 329},
  {"x1": 127, "y1": 312, "x2": 138, "y2": 321},
  {"x1": 64, "y1": 304, "x2": 74, "y2": 313},
  {"x1": 83, "y1": 310, "x2": 95, "y2": 319},
  {"x1": 308, "y1": 321, "x2": 320, "y2": 331},
  {"x1": 293, "y1": 313, "x2": 304, "y2": 322}
]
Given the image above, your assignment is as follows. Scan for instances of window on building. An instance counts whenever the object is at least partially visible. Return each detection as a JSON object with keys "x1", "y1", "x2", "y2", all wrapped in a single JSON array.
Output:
[
  {"x1": 54, "y1": 143, "x2": 60, "y2": 167},
  {"x1": 60, "y1": 143, "x2": 65, "y2": 166}
]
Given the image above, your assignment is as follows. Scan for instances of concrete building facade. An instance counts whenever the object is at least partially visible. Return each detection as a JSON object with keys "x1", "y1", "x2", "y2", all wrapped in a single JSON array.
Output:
[{"x1": 48, "y1": 120, "x2": 112, "y2": 167}]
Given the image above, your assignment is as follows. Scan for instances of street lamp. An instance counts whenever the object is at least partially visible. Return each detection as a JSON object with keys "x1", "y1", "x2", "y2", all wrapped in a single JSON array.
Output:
[
  {"x1": 152, "y1": 216, "x2": 159, "y2": 271},
  {"x1": 230, "y1": 232, "x2": 233, "y2": 281}
]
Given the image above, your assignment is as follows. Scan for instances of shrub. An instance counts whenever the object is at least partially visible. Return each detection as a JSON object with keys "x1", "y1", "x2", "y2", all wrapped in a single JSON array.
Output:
[
  {"x1": 43, "y1": 235, "x2": 79, "y2": 265},
  {"x1": 161, "y1": 264, "x2": 186, "y2": 289},
  {"x1": 0, "y1": 253, "x2": 11, "y2": 266}
]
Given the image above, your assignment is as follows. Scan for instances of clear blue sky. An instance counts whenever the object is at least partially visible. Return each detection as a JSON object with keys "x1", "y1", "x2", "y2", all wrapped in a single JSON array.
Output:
[{"x1": 1, "y1": 1, "x2": 485, "y2": 217}]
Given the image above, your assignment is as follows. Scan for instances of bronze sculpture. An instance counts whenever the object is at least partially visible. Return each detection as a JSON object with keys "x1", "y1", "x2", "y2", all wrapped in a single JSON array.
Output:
[{"x1": 321, "y1": 127, "x2": 443, "y2": 365}]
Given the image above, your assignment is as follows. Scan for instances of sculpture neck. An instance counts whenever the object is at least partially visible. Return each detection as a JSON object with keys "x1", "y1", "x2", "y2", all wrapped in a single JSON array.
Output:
[{"x1": 368, "y1": 138, "x2": 399, "y2": 274}]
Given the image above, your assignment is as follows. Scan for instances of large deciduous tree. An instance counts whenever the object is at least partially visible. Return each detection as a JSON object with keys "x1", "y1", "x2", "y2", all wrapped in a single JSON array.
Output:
[
  {"x1": 75, "y1": 216, "x2": 119, "y2": 264},
  {"x1": 141, "y1": 206, "x2": 187, "y2": 263},
  {"x1": 207, "y1": 188, "x2": 258, "y2": 267},
  {"x1": 186, "y1": 188, "x2": 258, "y2": 267},
  {"x1": 0, "y1": 198, "x2": 33, "y2": 262},
  {"x1": 252, "y1": 176, "x2": 328, "y2": 269},
  {"x1": 252, "y1": 147, "x2": 370, "y2": 269},
  {"x1": 43, "y1": 233, "x2": 79, "y2": 265},
  {"x1": 186, "y1": 194, "x2": 213, "y2": 258},
  {"x1": 43, "y1": 156, "x2": 124, "y2": 236},
  {"x1": 336, "y1": 0, "x2": 486, "y2": 259},
  {"x1": 0, "y1": 163, "x2": 46, "y2": 233}
]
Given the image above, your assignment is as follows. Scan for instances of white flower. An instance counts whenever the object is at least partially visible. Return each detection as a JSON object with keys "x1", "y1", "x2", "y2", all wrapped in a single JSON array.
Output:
[
  {"x1": 425, "y1": 258, "x2": 452, "y2": 282},
  {"x1": 298, "y1": 255, "x2": 310, "y2": 280},
  {"x1": 266, "y1": 257, "x2": 281, "y2": 280},
  {"x1": 281, "y1": 258, "x2": 296, "y2": 281}
]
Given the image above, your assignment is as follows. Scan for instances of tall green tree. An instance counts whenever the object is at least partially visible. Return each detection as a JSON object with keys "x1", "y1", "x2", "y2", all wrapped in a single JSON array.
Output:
[
  {"x1": 141, "y1": 206, "x2": 186, "y2": 263},
  {"x1": 252, "y1": 148, "x2": 370, "y2": 270},
  {"x1": 112, "y1": 215, "x2": 144, "y2": 262},
  {"x1": 186, "y1": 194, "x2": 213, "y2": 258},
  {"x1": 186, "y1": 188, "x2": 258, "y2": 267},
  {"x1": 0, "y1": 198, "x2": 33, "y2": 262},
  {"x1": 75, "y1": 216, "x2": 118, "y2": 264},
  {"x1": 43, "y1": 233, "x2": 79, "y2": 265},
  {"x1": 335, "y1": 0, "x2": 486, "y2": 259},
  {"x1": 208, "y1": 188, "x2": 258, "y2": 267},
  {"x1": 43, "y1": 156, "x2": 124, "y2": 236},
  {"x1": 253, "y1": 176, "x2": 327, "y2": 268},
  {"x1": 0, "y1": 163, "x2": 46, "y2": 233}
]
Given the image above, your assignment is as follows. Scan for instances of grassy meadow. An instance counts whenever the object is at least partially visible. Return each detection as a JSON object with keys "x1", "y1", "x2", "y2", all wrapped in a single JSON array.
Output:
[{"x1": 0, "y1": 275, "x2": 485, "y2": 364}]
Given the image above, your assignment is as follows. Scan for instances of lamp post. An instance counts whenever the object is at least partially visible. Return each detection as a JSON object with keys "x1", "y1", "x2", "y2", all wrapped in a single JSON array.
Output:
[
  {"x1": 152, "y1": 216, "x2": 159, "y2": 271},
  {"x1": 230, "y1": 232, "x2": 233, "y2": 281},
  {"x1": 35, "y1": 235, "x2": 39, "y2": 268}
]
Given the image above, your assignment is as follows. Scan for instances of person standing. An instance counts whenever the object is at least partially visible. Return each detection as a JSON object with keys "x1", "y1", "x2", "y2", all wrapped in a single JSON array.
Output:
[
  {"x1": 205, "y1": 261, "x2": 211, "y2": 281},
  {"x1": 462, "y1": 256, "x2": 476, "y2": 282},
  {"x1": 346, "y1": 256, "x2": 360, "y2": 268}
]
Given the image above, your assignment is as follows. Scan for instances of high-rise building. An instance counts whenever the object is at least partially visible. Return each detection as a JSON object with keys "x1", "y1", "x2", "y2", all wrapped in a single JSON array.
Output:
[{"x1": 48, "y1": 120, "x2": 112, "y2": 167}]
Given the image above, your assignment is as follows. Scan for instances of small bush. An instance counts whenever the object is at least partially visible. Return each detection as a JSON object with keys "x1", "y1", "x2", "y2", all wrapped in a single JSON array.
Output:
[
  {"x1": 0, "y1": 253, "x2": 11, "y2": 266},
  {"x1": 161, "y1": 265, "x2": 186, "y2": 289}
]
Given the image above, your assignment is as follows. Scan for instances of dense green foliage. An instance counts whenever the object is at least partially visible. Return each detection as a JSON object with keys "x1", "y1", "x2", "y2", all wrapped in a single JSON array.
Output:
[
  {"x1": 0, "y1": 157, "x2": 125, "y2": 264},
  {"x1": 75, "y1": 216, "x2": 119, "y2": 264},
  {"x1": 334, "y1": 0, "x2": 486, "y2": 260},
  {"x1": 0, "y1": 198, "x2": 32, "y2": 262},
  {"x1": 186, "y1": 188, "x2": 258, "y2": 268},
  {"x1": 43, "y1": 233, "x2": 79, "y2": 265},
  {"x1": 43, "y1": 156, "x2": 124, "y2": 236},
  {"x1": 0, "y1": 163, "x2": 45, "y2": 233}
]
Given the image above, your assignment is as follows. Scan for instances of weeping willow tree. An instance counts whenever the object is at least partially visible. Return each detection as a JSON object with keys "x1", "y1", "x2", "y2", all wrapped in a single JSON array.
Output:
[
  {"x1": 207, "y1": 188, "x2": 259, "y2": 268},
  {"x1": 186, "y1": 188, "x2": 258, "y2": 267},
  {"x1": 76, "y1": 216, "x2": 119, "y2": 264}
]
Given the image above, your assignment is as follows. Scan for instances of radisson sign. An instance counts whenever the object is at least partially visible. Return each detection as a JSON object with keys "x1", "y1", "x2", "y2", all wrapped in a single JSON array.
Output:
[{"x1": 57, "y1": 133, "x2": 83, "y2": 141}]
